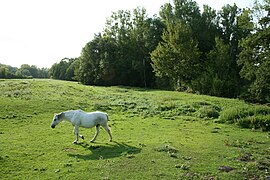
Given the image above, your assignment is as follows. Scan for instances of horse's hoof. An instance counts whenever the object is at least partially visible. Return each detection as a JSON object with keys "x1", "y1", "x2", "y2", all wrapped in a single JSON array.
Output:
[
  {"x1": 109, "y1": 139, "x2": 113, "y2": 142},
  {"x1": 90, "y1": 140, "x2": 95, "y2": 143},
  {"x1": 73, "y1": 141, "x2": 78, "y2": 144},
  {"x1": 81, "y1": 136, "x2": 84, "y2": 140}
]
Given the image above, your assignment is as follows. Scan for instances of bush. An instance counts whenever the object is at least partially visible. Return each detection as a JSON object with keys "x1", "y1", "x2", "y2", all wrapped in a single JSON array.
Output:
[
  {"x1": 196, "y1": 106, "x2": 220, "y2": 119},
  {"x1": 192, "y1": 101, "x2": 221, "y2": 119},
  {"x1": 219, "y1": 106, "x2": 270, "y2": 131},
  {"x1": 237, "y1": 115, "x2": 270, "y2": 131},
  {"x1": 219, "y1": 107, "x2": 252, "y2": 123}
]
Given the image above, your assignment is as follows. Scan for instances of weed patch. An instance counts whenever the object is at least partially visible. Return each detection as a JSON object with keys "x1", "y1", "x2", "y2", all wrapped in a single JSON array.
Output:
[
  {"x1": 224, "y1": 139, "x2": 252, "y2": 148},
  {"x1": 219, "y1": 106, "x2": 270, "y2": 131},
  {"x1": 196, "y1": 106, "x2": 220, "y2": 119},
  {"x1": 155, "y1": 144, "x2": 178, "y2": 154}
]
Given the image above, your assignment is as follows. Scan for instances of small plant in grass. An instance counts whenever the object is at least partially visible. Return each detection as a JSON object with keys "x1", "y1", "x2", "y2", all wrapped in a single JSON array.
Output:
[
  {"x1": 155, "y1": 144, "x2": 179, "y2": 159},
  {"x1": 224, "y1": 139, "x2": 251, "y2": 148},
  {"x1": 196, "y1": 106, "x2": 220, "y2": 119},
  {"x1": 191, "y1": 101, "x2": 221, "y2": 119},
  {"x1": 175, "y1": 164, "x2": 190, "y2": 170}
]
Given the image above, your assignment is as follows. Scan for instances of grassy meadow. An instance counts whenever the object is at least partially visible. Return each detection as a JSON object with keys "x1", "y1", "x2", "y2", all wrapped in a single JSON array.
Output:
[{"x1": 0, "y1": 79, "x2": 270, "y2": 179}]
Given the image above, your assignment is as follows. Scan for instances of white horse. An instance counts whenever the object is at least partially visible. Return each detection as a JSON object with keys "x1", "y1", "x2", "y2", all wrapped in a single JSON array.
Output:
[{"x1": 51, "y1": 110, "x2": 112, "y2": 144}]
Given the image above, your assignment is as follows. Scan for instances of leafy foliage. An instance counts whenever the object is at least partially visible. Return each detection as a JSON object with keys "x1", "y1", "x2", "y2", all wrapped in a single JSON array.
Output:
[
  {"x1": 76, "y1": 8, "x2": 164, "y2": 87},
  {"x1": 219, "y1": 105, "x2": 270, "y2": 131},
  {"x1": 238, "y1": 0, "x2": 270, "y2": 103},
  {"x1": 151, "y1": 20, "x2": 201, "y2": 88},
  {"x1": 50, "y1": 58, "x2": 78, "y2": 81},
  {"x1": 0, "y1": 63, "x2": 49, "y2": 79}
]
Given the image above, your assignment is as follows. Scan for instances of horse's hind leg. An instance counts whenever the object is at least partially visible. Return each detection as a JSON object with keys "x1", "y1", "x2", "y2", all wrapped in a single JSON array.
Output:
[
  {"x1": 79, "y1": 134, "x2": 84, "y2": 140},
  {"x1": 103, "y1": 124, "x2": 112, "y2": 142},
  {"x1": 90, "y1": 124, "x2": 100, "y2": 143}
]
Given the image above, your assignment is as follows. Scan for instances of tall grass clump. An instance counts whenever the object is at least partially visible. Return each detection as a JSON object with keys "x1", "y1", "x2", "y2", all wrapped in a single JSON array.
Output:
[
  {"x1": 237, "y1": 115, "x2": 270, "y2": 131},
  {"x1": 192, "y1": 101, "x2": 221, "y2": 119},
  {"x1": 195, "y1": 106, "x2": 220, "y2": 119},
  {"x1": 219, "y1": 105, "x2": 270, "y2": 131}
]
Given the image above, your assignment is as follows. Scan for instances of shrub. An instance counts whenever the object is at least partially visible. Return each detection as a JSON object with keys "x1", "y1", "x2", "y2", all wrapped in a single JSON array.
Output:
[
  {"x1": 196, "y1": 106, "x2": 220, "y2": 119},
  {"x1": 192, "y1": 101, "x2": 221, "y2": 119},
  {"x1": 219, "y1": 107, "x2": 252, "y2": 123},
  {"x1": 219, "y1": 105, "x2": 270, "y2": 131},
  {"x1": 237, "y1": 115, "x2": 270, "y2": 131}
]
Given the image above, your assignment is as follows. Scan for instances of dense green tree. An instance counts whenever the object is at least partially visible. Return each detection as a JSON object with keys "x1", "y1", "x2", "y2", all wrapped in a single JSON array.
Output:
[
  {"x1": 0, "y1": 65, "x2": 15, "y2": 78},
  {"x1": 193, "y1": 37, "x2": 238, "y2": 97},
  {"x1": 199, "y1": 5, "x2": 220, "y2": 53},
  {"x1": 192, "y1": 4, "x2": 251, "y2": 97},
  {"x1": 238, "y1": 0, "x2": 270, "y2": 103},
  {"x1": 18, "y1": 64, "x2": 38, "y2": 78},
  {"x1": 50, "y1": 58, "x2": 77, "y2": 81},
  {"x1": 218, "y1": 4, "x2": 242, "y2": 92},
  {"x1": 37, "y1": 68, "x2": 50, "y2": 78},
  {"x1": 66, "y1": 60, "x2": 79, "y2": 81},
  {"x1": 128, "y1": 8, "x2": 166, "y2": 87},
  {"x1": 77, "y1": 8, "x2": 164, "y2": 87},
  {"x1": 151, "y1": 20, "x2": 201, "y2": 88},
  {"x1": 0, "y1": 63, "x2": 48, "y2": 79},
  {"x1": 160, "y1": 0, "x2": 219, "y2": 55},
  {"x1": 76, "y1": 33, "x2": 117, "y2": 85},
  {"x1": 152, "y1": 0, "x2": 201, "y2": 89}
]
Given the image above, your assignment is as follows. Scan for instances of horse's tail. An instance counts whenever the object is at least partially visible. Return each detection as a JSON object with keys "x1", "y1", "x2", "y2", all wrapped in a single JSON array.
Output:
[{"x1": 106, "y1": 113, "x2": 109, "y2": 121}]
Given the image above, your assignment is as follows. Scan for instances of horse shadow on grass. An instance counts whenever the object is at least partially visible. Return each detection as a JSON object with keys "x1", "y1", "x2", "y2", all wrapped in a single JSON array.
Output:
[{"x1": 67, "y1": 141, "x2": 141, "y2": 160}]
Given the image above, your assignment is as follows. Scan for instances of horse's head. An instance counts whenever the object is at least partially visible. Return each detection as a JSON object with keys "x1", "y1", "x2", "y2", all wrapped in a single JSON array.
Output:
[{"x1": 51, "y1": 112, "x2": 64, "y2": 128}]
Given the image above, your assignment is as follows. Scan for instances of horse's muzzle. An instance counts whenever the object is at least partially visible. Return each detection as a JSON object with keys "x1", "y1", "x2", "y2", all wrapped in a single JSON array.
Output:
[{"x1": 51, "y1": 125, "x2": 55, "y2": 129}]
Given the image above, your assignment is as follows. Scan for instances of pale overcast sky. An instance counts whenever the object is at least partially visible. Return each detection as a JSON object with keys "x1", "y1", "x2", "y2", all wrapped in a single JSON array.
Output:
[{"x1": 0, "y1": 0, "x2": 256, "y2": 68}]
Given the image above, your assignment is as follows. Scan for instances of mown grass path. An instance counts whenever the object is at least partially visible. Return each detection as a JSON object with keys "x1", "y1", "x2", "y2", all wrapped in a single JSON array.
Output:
[{"x1": 0, "y1": 79, "x2": 269, "y2": 179}]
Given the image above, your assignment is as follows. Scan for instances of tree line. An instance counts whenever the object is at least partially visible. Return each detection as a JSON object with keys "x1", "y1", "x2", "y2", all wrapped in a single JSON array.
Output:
[
  {"x1": 51, "y1": 0, "x2": 270, "y2": 103},
  {"x1": 0, "y1": 63, "x2": 49, "y2": 79},
  {"x1": 2, "y1": 0, "x2": 269, "y2": 103}
]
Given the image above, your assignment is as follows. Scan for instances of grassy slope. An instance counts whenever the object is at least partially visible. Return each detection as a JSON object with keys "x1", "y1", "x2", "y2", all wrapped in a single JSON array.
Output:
[{"x1": 0, "y1": 79, "x2": 269, "y2": 179}]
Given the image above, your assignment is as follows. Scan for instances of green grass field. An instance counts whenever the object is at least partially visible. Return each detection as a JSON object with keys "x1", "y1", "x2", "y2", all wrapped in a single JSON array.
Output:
[{"x1": 0, "y1": 79, "x2": 269, "y2": 179}]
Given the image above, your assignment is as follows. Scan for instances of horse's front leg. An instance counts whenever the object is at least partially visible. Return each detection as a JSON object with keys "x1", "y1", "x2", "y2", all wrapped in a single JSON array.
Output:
[{"x1": 73, "y1": 126, "x2": 80, "y2": 144}]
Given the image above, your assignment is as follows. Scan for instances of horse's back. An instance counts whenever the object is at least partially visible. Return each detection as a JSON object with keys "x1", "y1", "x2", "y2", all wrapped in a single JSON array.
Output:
[
  {"x1": 78, "y1": 111, "x2": 108, "y2": 127},
  {"x1": 88, "y1": 111, "x2": 108, "y2": 120},
  {"x1": 87, "y1": 111, "x2": 107, "y2": 116},
  {"x1": 74, "y1": 110, "x2": 106, "y2": 118}
]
